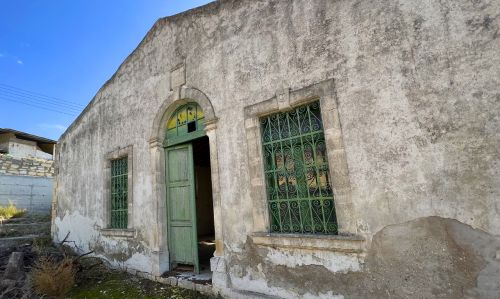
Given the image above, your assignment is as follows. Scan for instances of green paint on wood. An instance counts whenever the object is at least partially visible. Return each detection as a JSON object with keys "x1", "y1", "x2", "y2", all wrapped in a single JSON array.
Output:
[
  {"x1": 164, "y1": 103, "x2": 206, "y2": 147},
  {"x1": 166, "y1": 144, "x2": 199, "y2": 273}
]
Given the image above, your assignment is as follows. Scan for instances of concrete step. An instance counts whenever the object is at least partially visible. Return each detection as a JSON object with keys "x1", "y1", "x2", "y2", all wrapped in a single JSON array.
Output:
[
  {"x1": 0, "y1": 222, "x2": 50, "y2": 227},
  {"x1": 0, "y1": 234, "x2": 45, "y2": 250},
  {"x1": 0, "y1": 215, "x2": 50, "y2": 224},
  {"x1": 0, "y1": 218, "x2": 25, "y2": 224},
  {"x1": 0, "y1": 222, "x2": 50, "y2": 238},
  {"x1": 0, "y1": 234, "x2": 45, "y2": 241}
]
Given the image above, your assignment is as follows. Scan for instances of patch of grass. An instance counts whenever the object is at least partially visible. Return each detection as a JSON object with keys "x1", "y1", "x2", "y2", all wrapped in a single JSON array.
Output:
[
  {"x1": 0, "y1": 201, "x2": 26, "y2": 220},
  {"x1": 32, "y1": 256, "x2": 76, "y2": 297},
  {"x1": 32, "y1": 236, "x2": 54, "y2": 254}
]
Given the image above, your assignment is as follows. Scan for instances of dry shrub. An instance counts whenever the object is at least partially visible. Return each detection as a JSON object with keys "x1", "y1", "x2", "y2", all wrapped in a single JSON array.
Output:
[
  {"x1": 32, "y1": 256, "x2": 76, "y2": 297},
  {"x1": 0, "y1": 201, "x2": 26, "y2": 220}
]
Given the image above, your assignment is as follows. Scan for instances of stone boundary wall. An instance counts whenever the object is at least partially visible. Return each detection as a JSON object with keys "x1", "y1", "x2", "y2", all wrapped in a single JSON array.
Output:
[{"x1": 0, "y1": 154, "x2": 54, "y2": 178}]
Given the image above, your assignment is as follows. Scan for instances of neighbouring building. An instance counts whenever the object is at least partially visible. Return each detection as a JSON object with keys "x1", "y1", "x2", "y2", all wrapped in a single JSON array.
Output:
[
  {"x1": 0, "y1": 129, "x2": 55, "y2": 214},
  {"x1": 52, "y1": 0, "x2": 500, "y2": 298}
]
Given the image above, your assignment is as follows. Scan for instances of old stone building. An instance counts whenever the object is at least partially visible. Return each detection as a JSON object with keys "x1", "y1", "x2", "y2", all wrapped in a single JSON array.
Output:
[{"x1": 53, "y1": 0, "x2": 500, "y2": 298}]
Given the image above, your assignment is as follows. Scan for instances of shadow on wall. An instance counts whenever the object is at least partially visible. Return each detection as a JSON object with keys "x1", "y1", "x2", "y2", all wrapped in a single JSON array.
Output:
[{"x1": 235, "y1": 217, "x2": 500, "y2": 298}]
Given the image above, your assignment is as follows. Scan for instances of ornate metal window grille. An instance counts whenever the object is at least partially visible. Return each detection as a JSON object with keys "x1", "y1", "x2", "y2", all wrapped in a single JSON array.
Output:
[
  {"x1": 261, "y1": 101, "x2": 337, "y2": 234},
  {"x1": 111, "y1": 157, "x2": 128, "y2": 229},
  {"x1": 165, "y1": 103, "x2": 205, "y2": 147}
]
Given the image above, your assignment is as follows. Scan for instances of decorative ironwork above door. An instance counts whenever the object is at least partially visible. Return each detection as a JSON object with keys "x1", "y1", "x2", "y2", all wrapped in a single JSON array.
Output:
[{"x1": 164, "y1": 103, "x2": 206, "y2": 147}]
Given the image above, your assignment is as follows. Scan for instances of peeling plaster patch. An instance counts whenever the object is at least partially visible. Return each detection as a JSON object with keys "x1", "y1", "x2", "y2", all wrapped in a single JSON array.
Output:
[
  {"x1": 54, "y1": 211, "x2": 96, "y2": 253},
  {"x1": 54, "y1": 211, "x2": 152, "y2": 272},
  {"x1": 225, "y1": 241, "x2": 244, "y2": 253},
  {"x1": 264, "y1": 247, "x2": 361, "y2": 273},
  {"x1": 125, "y1": 253, "x2": 153, "y2": 273},
  {"x1": 231, "y1": 272, "x2": 345, "y2": 299}
]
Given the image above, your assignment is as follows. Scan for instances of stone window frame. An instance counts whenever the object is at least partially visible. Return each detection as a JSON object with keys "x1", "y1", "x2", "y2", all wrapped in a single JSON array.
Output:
[
  {"x1": 244, "y1": 79, "x2": 363, "y2": 251},
  {"x1": 101, "y1": 145, "x2": 135, "y2": 238}
]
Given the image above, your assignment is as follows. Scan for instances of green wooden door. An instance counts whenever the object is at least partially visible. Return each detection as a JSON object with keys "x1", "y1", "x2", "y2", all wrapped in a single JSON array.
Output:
[{"x1": 166, "y1": 143, "x2": 199, "y2": 273}]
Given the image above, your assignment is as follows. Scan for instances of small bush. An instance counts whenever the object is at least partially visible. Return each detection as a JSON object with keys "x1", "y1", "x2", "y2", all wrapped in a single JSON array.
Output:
[
  {"x1": 0, "y1": 201, "x2": 26, "y2": 220},
  {"x1": 32, "y1": 256, "x2": 76, "y2": 297}
]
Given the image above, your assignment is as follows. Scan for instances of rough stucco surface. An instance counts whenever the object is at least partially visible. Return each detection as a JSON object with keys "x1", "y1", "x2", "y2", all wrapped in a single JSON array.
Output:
[
  {"x1": 53, "y1": 0, "x2": 500, "y2": 298},
  {"x1": 234, "y1": 217, "x2": 500, "y2": 298}
]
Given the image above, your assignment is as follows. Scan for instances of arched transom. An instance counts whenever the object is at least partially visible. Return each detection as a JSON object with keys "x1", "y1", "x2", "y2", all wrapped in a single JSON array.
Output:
[{"x1": 164, "y1": 102, "x2": 206, "y2": 147}]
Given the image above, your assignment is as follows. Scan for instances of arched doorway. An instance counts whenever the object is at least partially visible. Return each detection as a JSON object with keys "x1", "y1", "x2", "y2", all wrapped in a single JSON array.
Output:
[{"x1": 164, "y1": 102, "x2": 215, "y2": 274}]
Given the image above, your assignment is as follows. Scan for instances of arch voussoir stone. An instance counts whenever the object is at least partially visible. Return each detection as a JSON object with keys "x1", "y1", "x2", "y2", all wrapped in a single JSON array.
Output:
[{"x1": 150, "y1": 86, "x2": 217, "y2": 143}]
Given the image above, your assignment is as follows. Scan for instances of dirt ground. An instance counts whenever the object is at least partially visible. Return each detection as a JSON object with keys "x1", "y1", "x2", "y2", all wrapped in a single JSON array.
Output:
[{"x1": 0, "y1": 214, "x2": 216, "y2": 299}]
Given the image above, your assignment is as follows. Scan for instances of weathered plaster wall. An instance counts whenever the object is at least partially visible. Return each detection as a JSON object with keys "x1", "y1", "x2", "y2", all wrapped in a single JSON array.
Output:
[
  {"x1": 8, "y1": 137, "x2": 53, "y2": 160},
  {"x1": 54, "y1": 0, "x2": 500, "y2": 298}
]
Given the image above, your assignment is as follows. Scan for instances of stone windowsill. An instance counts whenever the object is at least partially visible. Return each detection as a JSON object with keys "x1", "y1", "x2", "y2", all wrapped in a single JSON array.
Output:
[
  {"x1": 100, "y1": 228, "x2": 136, "y2": 238},
  {"x1": 251, "y1": 232, "x2": 365, "y2": 253}
]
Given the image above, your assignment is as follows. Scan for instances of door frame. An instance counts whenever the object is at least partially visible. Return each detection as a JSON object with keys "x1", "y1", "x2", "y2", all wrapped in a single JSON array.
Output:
[{"x1": 150, "y1": 88, "x2": 223, "y2": 277}]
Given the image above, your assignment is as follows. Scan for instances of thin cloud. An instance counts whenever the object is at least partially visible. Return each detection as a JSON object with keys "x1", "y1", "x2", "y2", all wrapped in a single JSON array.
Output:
[
  {"x1": 16, "y1": 60, "x2": 23, "y2": 65},
  {"x1": 0, "y1": 53, "x2": 4, "y2": 58}
]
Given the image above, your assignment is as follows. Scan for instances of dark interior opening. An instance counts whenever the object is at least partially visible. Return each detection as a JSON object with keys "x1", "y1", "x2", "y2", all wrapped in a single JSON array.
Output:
[
  {"x1": 187, "y1": 121, "x2": 197, "y2": 133},
  {"x1": 192, "y1": 136, "x2": 215, "y2": 271}
]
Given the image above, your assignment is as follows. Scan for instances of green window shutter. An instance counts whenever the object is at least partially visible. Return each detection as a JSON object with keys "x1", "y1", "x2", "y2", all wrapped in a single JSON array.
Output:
[
  {"x1": 261, "y1": 101, "x2": 338, "y2": 235},
  {"x1": 111, "y1": 157, "x2": 128, "y2": 229}
]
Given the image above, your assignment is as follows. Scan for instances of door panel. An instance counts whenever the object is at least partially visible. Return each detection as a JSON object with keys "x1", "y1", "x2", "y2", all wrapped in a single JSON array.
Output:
[
  {"x1": 170, "y1": 186, "x2": 191, "y2": 221},
  {"x1": 171, "y1": 226, "x2": 193, "y2": 264},
  {"x1": 168, "y1": 149, "x2": 190, "y2": 182},
  {"x1": 166, "y1": 144, "x2": 199, "y2": 272}
]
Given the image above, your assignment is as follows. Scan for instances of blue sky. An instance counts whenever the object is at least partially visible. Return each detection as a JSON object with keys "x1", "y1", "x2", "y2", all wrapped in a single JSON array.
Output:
[{"x1": 0, "y1": 0, "x2": 213, "y2": 140}]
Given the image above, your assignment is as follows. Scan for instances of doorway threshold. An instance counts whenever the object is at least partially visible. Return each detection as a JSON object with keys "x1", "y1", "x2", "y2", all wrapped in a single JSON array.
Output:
[{"x1": 161, "y1": 267, "x2": 212, "y2": 287}]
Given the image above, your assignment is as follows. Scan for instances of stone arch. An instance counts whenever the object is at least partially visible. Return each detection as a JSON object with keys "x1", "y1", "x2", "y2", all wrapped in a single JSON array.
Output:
[
  {"x1": 148, "y1": 85, "x2": 224, "y2": 278},
  {"x1": 151, "y1": 86, "x2": 217, "y2": 143}
]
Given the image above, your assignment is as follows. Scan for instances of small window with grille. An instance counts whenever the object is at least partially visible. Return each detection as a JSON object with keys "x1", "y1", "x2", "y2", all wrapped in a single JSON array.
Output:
[
  {"x1": 110, "y1": 157, "x2": 128, "y2": 229},
  {"x1": 260, "y1": 101, "x2": 338, "y2": 235}
]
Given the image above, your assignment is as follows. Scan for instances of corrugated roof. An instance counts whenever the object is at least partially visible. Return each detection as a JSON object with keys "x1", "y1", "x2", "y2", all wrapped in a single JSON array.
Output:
[{"x1": 0, "y1": 128, "x2": 57, "y2": 144}]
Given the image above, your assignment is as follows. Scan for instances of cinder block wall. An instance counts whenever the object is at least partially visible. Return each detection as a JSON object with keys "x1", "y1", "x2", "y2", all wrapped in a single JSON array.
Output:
[{"x1": 0, "y1": 154, "x2": 54, "y2": 213}]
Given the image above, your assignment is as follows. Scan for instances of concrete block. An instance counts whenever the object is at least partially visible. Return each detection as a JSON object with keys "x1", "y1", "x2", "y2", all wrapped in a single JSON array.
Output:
[
  {"x1": 211, "y1": 256, "x2": 226, "y2": 273},
  {"x1": 195, "y1": 283, "x2": 213, "y2": 295},
  {"x1": 167, "y1": 276, "x2": 177, "y2": 286},
  {"x1": 177, "y1": 279, "x2": 194, "y2": 290},
  {"x1": 2, "y1": 252, "x2": 25, "y2": 281}
]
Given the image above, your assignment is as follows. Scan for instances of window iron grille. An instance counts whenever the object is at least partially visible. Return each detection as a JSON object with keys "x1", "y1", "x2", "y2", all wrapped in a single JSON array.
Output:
[
  {"x1": 260, "y1": 101, "x2": 338, "y2": 234},
  {"x1": 111, "y1": 157, "x2": 128, "y2": 229}
]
